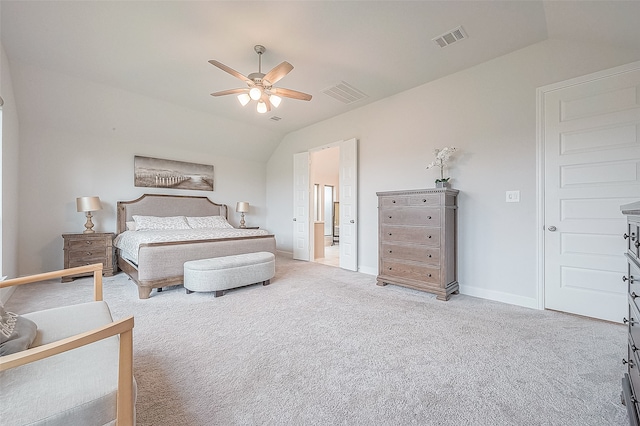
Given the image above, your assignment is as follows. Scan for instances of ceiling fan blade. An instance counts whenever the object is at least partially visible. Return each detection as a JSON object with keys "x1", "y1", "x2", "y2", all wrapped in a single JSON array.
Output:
[
  {"x1": 271, "y1": 87, "x2": 312, "y2": 101},
  {"x1": 210, "y1": 88, "x2": 249, "y2": 97},
  {"x1": 208, "y1": 60, "x2": 252, "y2": 85},
  {"x1": 263, "y1": 61, "x2": 293, "y2": 86}
]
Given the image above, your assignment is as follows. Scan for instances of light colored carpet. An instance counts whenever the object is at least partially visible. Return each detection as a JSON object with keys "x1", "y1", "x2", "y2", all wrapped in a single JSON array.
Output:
[{"x1": 6, "y1": 255, "x2": 629, "y2": 425}]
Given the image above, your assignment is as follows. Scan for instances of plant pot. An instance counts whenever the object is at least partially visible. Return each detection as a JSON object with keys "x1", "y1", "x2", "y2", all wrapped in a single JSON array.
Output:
[{"x1": 435, "y1": 181, "x2": 451, "y2": 188}]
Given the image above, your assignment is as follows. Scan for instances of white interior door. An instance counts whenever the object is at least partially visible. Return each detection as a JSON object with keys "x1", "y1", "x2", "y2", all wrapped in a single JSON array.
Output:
[
  {"x1": 542, "y1": 62, "x2": 640, "y2": 322},
  {"x1": 293, "y1": 152, "x2": 310, "y2": 261},
  {"x1": 339, "y1": 138, "x2": 358, "y2": 271}
]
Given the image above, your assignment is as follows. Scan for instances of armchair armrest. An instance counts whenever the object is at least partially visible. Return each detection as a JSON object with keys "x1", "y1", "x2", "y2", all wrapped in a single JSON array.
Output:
[
  {"x1": 0, "y1": 316, "x2": 135, "y2": 425},
  {"x1": 0, "y1": 263, "x2": 104, "y2": 301}
]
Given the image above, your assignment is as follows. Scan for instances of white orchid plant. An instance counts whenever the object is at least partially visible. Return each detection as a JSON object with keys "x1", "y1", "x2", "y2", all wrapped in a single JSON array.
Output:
[{"x1": 426, "y1": 146, "x2": 457, "y2": 184}]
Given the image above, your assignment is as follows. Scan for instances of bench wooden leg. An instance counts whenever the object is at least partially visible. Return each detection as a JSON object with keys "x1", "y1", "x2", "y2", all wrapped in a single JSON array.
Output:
[
  {"x1": 263, "y1": 279, "x2": 271, "y2": 286},
  {"x1": 214, "y1": 290, "x2": 224, "y2": 297},
  {"x1": 138, "y1": 286, "x2": 152, "y2": 299},
  {"x1": 186, "y1": 289, "x2": 194, "y2": 294}
]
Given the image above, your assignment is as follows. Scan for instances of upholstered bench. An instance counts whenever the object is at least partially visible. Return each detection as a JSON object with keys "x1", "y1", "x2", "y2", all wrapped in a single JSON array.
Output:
[{"x1": 183, "y1": 252, "x2": 275, "y2": 297}]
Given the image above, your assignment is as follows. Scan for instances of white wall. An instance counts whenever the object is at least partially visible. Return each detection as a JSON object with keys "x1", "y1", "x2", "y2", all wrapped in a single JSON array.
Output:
[
  {"x1": 265, "y1": 39, "x2": 640, "y2": 307},
  {"x1": 1, "y1": 43, "x2": 20, "y2": 303},
  {"x1": 11, "y1": 60, "x2": 276, "y2": 275}
]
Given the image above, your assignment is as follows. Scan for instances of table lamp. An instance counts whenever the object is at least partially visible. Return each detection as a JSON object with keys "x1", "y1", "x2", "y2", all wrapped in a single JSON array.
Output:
[
  {"x1": 76, "y1": 196, "x2": 102, "y2": 233},
  {"x1": 236, "y1": 202, "x2": 249, "y2": 229}
]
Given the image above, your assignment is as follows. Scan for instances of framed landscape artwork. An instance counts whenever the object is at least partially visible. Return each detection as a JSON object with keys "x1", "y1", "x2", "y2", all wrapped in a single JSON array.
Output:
[{"x1": 134, "y1": 156, "x2": 214, "y2": 191}]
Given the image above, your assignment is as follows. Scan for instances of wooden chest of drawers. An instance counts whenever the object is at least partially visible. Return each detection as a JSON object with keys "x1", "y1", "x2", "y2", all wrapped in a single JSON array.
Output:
[
  {"x1": 622, "y1": 201, "x2": 640, "y2": 425},
  {"x1": 62, "y1": 232, "x2": 117, "y2": 282},
  {"x1": 376, "y1": 188, "x2": 458, "y2": 300}
]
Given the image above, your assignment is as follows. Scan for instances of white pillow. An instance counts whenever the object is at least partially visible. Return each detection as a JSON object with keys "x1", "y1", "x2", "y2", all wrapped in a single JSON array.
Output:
[
  {"x1": 186, "y1": 216, "x2": 233, "y2": 229},
  {"x1": 132, "y1": 215, "x2": 190, "y2": 231},
  {"x1": 126, "y1": 221, "x2": 137, "y2": 231}
]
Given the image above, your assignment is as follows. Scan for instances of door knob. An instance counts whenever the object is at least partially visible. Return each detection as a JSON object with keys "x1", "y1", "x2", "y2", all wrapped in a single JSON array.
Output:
[
  {"x1": 293, "y1": 218, "x2": 296, "y2": 221},
  {"x1": 548, "y1": 226, "x2": 557, "y2": 232},
  {"x1": 350, "y1": 220, "x2": 355, "y2": 223}
]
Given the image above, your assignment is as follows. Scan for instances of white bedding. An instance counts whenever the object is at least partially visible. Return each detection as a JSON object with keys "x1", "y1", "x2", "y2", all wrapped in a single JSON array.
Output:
[{"x1": 114, "y1": 228, "x2": 269, "y2": 264}]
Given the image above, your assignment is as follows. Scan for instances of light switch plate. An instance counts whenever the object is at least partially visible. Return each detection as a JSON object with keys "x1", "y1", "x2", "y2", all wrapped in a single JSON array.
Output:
[{"x1": 506, "y1": 190, "x2": 520, "y2": 203}]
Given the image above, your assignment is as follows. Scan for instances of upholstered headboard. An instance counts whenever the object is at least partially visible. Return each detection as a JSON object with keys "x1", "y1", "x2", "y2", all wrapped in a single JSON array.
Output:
[{"x1": 116, "y1": 194, "x2": 228, "y2": 235}]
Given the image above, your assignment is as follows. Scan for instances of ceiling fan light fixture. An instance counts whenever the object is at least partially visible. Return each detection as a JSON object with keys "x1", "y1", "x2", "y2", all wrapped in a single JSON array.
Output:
[
  {"x1": 256, "y1": 100, "x2": 268, "y2": 114},
  {"x1": 249, "y1": 87, "x2": 262, "y2": 101},
  {"x1": 237, "y1": 93, "x2": 251, "y2": 106},
  {"x1": 269, "y1": 94, "x2": 282, "y2": 108}
]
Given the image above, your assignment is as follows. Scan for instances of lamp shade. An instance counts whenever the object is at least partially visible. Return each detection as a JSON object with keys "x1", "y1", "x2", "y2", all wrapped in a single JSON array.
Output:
[
  {"x1": 76, "y1": 196, "x2": 102, "y2": 212},
  {"x1": 236, "y1": 202, "x2": 250, "y2": 213}
]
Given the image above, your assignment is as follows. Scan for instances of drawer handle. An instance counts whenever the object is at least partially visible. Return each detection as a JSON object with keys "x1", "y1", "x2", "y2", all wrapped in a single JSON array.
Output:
[
  {"x1": 623, "y1": 358, "x2": 635, "y2": 368},
  {"x1": 427, "y1": 273, "x2": 432, "y2": 278},
  {"x1": 388, "y1": 216, "x2": 392, "y2": 219},
  {"x1": 388, "y1": 267, "x2": 392, "y2": 270},
  {"x1": 85, "y1": 241, "x2": 92, "y2": 245},
  {"x1": 392, "y1": 200, "x2": 396, "y2": 203},
  {"x1": 635, "y1": 241, "x2": 640, "y2": 248},
  {"x1": 388, "y1": 233, "x2": 392, "y2": 236},
  {"x1": 428, "y1": 254, "x2": 432, "y2": 258},
  {"x1": 86, "y1": 252, "x2": 93, "y2": 256},
  {"x1": 633, "y1": 344, "x2": 639, "y2": 353},
  {"x1": 624, "y1": 317, "x2": 638, "y2": 325},
  {"x1": 624, "y1": 276, "x2": 635, "y2": 283},
  {"x1": 632, "y1": 291, "x2": 638, "y2": 299},
  {"x1": 625, "y1": 233, "x2": 630, "y2": 239},
  {"x1": 422, "y1": 199, "x2": 426, "y2": 202},
  {"x1": 427, "y1": 216, "x2": 432, "y2": 220},
  {"x1": 428, "y1": 235, "x2": 432, "y2": 239},
  {"x1": 388, "y1": 250, "x2": 392, "y2": 253}
]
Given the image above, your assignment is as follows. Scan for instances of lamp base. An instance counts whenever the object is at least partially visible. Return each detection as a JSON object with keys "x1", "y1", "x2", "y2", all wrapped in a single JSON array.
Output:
[
  {"x1": 83, "y1": 212, "x2": 96, "y2": 233},
  {"x1": 239, "y1": 212, "x2": 246, "y2": 229}
]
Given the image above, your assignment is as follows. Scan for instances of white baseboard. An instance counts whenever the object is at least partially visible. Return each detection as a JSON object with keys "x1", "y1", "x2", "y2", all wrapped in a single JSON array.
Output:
[
  {"x1": 460, "y1": 285, "x2": 540, "y2": 310},
  {"x1": 358, "y1": 265, "x2": 377, "y2": 276}
]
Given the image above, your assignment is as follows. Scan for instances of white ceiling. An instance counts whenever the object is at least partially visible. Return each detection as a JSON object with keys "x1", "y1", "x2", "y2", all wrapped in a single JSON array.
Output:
[{"x1": 3, "y1": 1, "x2": 640, "y2": 138}]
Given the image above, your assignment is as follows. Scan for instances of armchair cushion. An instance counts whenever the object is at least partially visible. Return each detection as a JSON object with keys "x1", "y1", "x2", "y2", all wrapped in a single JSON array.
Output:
[
  {"x1": 0, "y1": 306, "x2": 37, "y2": 356},
  {"x1": 2, "y1": 301, "x2": 136, "y2": 426}
]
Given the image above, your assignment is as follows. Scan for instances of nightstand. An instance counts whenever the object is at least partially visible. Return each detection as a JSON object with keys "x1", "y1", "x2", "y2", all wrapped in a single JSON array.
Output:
[{"x1": 62, "y1": 232, "x2": 117, "y2": 282}]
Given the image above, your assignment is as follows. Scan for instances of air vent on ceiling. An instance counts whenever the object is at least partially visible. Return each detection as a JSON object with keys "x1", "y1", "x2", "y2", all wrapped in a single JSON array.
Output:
[
  {"x1": 322, "y1": 81, "x2": 368, "y2": 105},
  {"x1": 270, "y1": 116, "x2": 282, "y2": 122},
  {"x1": 432, "y1": 26, "x2": 467, "y2": 48}
]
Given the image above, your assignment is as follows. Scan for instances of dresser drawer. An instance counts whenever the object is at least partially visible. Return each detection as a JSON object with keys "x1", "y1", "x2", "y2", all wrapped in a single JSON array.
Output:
[
  {"x1": 381, "y1": 243, "x2": 439, "y2": 265},
  {"x1": 380, "y1": 196, "x2": 408, "y2": 207},
  {"x1": 381, "y1": 225, "x2": 441, "y2": 245},
  {"x1": 407, "y1": 195, "x2": 440, "y2": 206},
  {"x1": 629, "y1": 302, "x2": 640, "y2": 352},
  {"x1": 381, "y1": 259, "x2": 440, "y2": 284},
  {"x1": 629, "y1": 220, "x2": 640, "y2": 261},
  {"x1": 380, "y1": 207, "x2": 440, "y2": 227}
]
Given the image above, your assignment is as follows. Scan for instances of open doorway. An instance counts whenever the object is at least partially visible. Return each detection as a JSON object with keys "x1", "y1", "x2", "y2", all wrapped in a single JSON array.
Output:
[
  {"x1": 293, "y1": 138, "x2": 357, "y2": 271},
  {"x1": 310, "y1": 147, "x2": 339, "y2": 267}
]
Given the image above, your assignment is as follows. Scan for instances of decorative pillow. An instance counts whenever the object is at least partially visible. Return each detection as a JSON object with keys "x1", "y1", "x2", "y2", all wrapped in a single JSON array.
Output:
[
  {"x1": 186, "y1": 216, "x2": 233, "y2": 229},
  {"x1": 0, "y1": 306, "x2": 37, "y2": 356},
  {"x1": 126, "y1": 221, "x2": 137, "y2": 231},
  {"x1": 132, "y1": 215, "x2": 190, "y2": 231}
]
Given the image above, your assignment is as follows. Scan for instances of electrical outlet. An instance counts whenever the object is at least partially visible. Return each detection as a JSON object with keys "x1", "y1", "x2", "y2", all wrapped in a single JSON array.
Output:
[{"x1": 506, "y1": 190, "x2": 520, "y2": 203}]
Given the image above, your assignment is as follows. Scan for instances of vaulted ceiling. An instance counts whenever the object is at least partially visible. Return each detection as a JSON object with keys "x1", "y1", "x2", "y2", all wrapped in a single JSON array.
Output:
[{"x1": 3, "y1": 1, "x2": 640, "y2": 139}]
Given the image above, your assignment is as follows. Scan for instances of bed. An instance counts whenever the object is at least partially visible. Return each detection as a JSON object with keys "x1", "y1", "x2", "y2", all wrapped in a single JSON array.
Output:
[{"x1": 115, "y1": 194, "x2": 276, "y2": 299}]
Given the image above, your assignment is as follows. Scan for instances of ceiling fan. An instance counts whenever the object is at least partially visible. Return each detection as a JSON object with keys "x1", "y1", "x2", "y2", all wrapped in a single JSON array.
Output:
[{"x1": 209, "y1": 45, "x2": 312, "y2": 114}]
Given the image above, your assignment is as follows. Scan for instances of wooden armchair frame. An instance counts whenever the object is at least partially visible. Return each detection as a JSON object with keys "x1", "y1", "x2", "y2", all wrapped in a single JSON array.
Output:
[{"x1": 0, "y1": 263, "x2": 135, "y2": 425}]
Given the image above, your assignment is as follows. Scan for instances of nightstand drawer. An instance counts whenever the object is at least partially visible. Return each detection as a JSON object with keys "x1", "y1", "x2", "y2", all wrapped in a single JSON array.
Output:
[
  {"x1": 381, "y1": 243, "x2": 439, "y2": 265},
  {"x1": 407, "y1": 195, "x2": 440, "y2": 206},
  {"x1": 68, "y1": 253, "x2": 107, "y2": 267},
  {"x1": 67, "y1": 239, "x2": 109, "y2": 251},
  {"x1": 380, "y1": 196, "x2": 408, "y2": 207}
]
